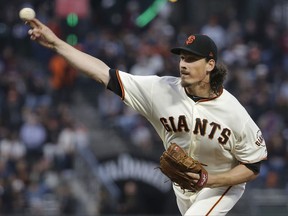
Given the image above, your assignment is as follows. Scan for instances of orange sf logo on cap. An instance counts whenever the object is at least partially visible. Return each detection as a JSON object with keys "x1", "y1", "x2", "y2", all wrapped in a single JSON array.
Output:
[{"x1": 185, "y1": 35, "x2": 196, "y2": 45}]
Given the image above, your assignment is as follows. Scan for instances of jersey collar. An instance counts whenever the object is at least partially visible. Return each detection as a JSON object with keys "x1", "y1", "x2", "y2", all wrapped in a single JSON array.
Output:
[{"x1": 184, "y1": 87, "x2": 223, "y2": 102}]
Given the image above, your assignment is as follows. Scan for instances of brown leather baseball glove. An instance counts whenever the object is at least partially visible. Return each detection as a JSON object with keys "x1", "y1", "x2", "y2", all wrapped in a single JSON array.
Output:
[{"x1": 159, "y1": 143, "x2": 208, "y2": 192}]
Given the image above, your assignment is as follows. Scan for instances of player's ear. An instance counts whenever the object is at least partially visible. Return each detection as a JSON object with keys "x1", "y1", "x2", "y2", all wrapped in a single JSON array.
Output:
[{"x1": 206, "y1": 59, "x2": 216, "y2": 72}]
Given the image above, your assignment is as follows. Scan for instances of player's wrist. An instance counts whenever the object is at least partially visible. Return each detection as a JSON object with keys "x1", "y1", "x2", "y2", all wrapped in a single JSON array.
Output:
[{"x1": 205, "y1": 174, "x2": 218, "y2": 188}]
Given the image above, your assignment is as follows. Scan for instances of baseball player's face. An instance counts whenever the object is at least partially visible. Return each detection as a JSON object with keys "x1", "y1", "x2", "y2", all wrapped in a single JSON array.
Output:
[{"x1": 179, "y1": 52, "x2": 210, "y2": 88}]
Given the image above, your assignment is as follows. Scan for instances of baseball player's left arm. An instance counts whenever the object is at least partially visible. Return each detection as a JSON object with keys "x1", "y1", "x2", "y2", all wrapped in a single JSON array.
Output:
[
  {"x1": 186, "y1": 162, "x2": 260, "y2": 188},
  {"x1": 198, "y1": 117, "x2": 267, "y2": 188}
]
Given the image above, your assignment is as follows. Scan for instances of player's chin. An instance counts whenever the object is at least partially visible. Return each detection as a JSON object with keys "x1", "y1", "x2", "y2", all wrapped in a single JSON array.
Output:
[{"x1": 180, "y1": 77, "x2": 192, "y2": 87}]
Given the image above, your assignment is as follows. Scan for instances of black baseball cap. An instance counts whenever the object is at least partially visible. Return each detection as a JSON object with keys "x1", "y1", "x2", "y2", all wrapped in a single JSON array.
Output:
[{"x1": 171, "y1": 34, "x2": 218, "y2": 62}]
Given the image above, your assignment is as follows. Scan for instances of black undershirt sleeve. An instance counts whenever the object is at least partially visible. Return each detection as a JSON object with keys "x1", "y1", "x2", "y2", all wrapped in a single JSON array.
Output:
[
  {"x1": 244, "y1": 161, "x2": 261, "y2": 174},
  {"x1": 107, "y1": 69, "x2": 122, "y2": 97}
]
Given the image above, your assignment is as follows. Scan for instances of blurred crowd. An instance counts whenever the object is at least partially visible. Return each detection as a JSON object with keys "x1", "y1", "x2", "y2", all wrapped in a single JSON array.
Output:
[{"x1": 0, "y1": 0, "x2": 288, "y2": 215}]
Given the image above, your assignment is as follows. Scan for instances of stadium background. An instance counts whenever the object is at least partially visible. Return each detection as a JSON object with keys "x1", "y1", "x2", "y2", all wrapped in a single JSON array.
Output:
[{"x1": 0, "y1": 0, "x2": 288, "y2": 215}]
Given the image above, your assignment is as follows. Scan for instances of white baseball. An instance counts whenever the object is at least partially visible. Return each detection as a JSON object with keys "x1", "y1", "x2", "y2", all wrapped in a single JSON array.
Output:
[{"x1": 19, "y1": 8, "x2": 36, "y2": 21}]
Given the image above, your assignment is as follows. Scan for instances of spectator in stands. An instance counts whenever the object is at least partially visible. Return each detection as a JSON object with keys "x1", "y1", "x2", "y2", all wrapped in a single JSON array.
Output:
[
  {"x1": 48, "y1": 54, "x2": 78, "y2": 105},
  {"x1": 19, "y1": 111, "x2": 47, "y2": 165}
]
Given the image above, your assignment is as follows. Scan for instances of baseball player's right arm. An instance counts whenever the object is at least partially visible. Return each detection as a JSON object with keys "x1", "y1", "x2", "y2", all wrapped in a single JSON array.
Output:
[{"x1": 27, "y1": 18, "x2": 110, "y2": 86}]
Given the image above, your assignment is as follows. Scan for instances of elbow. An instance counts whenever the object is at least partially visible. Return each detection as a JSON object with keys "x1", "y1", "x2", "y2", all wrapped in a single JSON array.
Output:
[{"x1": 248, "y1": 172, "x2": 259, "y2": 182}]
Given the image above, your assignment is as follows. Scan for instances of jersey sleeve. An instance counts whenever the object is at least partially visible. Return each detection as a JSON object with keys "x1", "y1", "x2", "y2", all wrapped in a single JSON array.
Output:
[
  {"x1": 107, "y1": 69, "x2": 158, "y2": 118},
  {"x1": 107, "y1": 69, "x2": 123, "y2": 97},
  {"x1": 233, "y1": 118, "x2": 267, "y2": 164}
]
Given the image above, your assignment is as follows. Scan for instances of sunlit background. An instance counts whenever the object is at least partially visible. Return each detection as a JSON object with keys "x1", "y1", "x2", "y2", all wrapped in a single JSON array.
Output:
[{"x1": 0, "y1": 0, "x2": 288, "y2": 215}]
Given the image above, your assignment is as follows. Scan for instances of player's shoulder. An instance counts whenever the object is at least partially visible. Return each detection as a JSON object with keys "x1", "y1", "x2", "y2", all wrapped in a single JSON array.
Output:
[
  {"x1": 121, "y1": 71, "x2": 180, "y2": 86},
  {"x1": 221, "y1": 89, "x2": 250, "y2": 115},
  {"x1": 155, "y1": 76, "x2": 183, "y2": 92},
  {"x1": 221, "y1": 89, "x2": 242, "y2": 103},
  {"x1": 158, "y1": 75, "x2": 181, "y2": 84}
]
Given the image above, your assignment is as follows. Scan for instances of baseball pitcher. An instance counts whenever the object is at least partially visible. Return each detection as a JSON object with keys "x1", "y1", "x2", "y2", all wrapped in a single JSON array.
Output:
[{"x1": 26, "y1": 18, "x2": 267, "y2": 216}]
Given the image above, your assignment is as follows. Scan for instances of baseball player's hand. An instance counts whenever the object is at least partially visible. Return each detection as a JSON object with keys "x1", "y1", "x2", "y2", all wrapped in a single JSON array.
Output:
[
  {"x1": 186, "y1": 172, "x2": 203, "y2": 184},
  {"x1": 27, "y1": 18, "x2": 60, "y2": 50},
  {"x1": 159, "y1": 143, "x2": 208, "y2": 192}
]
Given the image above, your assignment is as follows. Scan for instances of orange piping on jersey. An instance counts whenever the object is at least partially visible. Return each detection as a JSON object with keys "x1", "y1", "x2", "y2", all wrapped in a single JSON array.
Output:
[
  {"x1": 205, "y1": 186, "x2": 232, "y2": 216},
  {"x1": 116, "y1": 69, "x2": 125, "y2": 100},
  {"x1": 198, "y1": 87, "x2": 224, "y2": 103}
]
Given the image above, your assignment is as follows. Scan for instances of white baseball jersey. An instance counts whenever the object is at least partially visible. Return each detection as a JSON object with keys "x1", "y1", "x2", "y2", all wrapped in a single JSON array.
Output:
[{"x1": 108, "y1": 69, "x2": 267, "y2": 215}]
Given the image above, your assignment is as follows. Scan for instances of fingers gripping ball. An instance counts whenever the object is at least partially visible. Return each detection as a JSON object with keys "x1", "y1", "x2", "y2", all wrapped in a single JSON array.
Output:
[
  {"x1": 19, "y1": 8, "x2": 36, "y2": 21},
  {"x1": 159, "y1": 143, "x2": 208, "y2": 192}
]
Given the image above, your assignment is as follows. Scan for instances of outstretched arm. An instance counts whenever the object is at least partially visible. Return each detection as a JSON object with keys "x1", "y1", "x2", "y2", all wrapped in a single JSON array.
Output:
[
  {"x1": 27, "y1": 18, "x2": 110, "y2": 86},
  {"x1": 187, "y1": 164, "x2": 258, "y2": 188}
]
